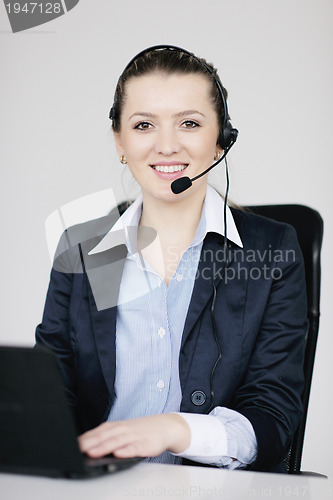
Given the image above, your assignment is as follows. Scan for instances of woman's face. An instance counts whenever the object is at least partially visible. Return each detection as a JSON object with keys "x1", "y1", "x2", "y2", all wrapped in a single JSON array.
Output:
[{"x1": 113, "y1": 72, "x2": 222, "y2": 204}]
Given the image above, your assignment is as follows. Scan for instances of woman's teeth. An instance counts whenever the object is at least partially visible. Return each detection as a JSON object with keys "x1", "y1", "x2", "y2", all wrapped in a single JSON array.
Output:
[{"x1": 151, "y1": 164, "x2": 188, "y2": 173}]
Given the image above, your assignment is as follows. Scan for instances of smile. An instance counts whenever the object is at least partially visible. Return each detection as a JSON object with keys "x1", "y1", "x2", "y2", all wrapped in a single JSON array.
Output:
[{"x1": 150, "y1": 164, "x2": 188, "y2": 173}]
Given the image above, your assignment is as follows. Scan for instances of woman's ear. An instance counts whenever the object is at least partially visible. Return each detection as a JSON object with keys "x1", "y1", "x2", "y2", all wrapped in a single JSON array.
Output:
[{"x1": 216, "y1": 140, "x2": 224, "y2": 153}]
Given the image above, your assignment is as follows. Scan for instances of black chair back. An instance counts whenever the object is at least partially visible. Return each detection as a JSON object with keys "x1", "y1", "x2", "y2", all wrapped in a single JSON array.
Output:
[{"x1": 245, "y1": 204, "x2": 324, "y2": 474}]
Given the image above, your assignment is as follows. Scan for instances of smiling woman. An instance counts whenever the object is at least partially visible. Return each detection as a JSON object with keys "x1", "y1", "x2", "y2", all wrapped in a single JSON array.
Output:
[{"x1": 35, "y1": 46, "x2": 308, "y2": 473}]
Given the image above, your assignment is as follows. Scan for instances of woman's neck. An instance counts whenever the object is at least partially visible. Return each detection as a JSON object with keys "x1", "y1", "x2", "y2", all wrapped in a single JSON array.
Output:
[
  {"x1": 139, "y1": 188, "x2": 206, "y2": 248},
  {"x1": 137, "y1": 187, "x2": 206, "y2": 286}
]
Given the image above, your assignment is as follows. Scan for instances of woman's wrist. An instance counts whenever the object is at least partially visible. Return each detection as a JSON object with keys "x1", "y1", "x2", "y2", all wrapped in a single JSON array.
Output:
[{"x1": 165, "y1": 413, "x2": 191, "y2": 454}]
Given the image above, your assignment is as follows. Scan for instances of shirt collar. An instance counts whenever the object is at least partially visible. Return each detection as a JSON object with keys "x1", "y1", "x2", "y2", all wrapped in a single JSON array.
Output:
[
  {"x1": 203, "y1": 184, "x2": 243, "y2": 248},
  {"x1": 88, "y1": 196, "x2": 143, "y2": 255},
  {"x1": 89, "y1": 185, "x2": 243, "y2": 255}
]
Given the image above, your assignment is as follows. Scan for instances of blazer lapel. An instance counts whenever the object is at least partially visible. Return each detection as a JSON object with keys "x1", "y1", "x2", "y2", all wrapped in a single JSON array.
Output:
[
  {"x1": 81, "y1": 242, "x2": 127, "y2": 400},
  {"x1": 181, "y1": 208, "x2": 253, "y2": 343},
  {"x1": 181, "y1": 233, "x2": 235, "y2": 349},
  {"x1": 179, "y1": 210, "x2": 254, "y2": 391}
]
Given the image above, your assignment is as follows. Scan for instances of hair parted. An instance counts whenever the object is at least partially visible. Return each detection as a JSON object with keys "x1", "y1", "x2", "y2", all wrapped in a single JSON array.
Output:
[{"x1": 111, "y1": 47, "x2": 229, "y2": 141}]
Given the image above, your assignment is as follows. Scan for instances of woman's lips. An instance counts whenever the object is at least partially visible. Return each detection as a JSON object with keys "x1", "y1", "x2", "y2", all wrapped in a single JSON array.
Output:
[{"x1": 150, "y1": 163, "x2": 189, "y2": 181}]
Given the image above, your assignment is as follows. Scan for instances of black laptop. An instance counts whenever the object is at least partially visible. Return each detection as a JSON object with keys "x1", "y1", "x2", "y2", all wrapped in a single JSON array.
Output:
[{"x1": 0, "y1": 345, "x2": 142, "y2": 478}]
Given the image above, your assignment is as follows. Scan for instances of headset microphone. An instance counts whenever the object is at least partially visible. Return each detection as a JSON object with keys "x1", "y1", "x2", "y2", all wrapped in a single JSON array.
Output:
[
  {"x1": 170, "y1": 177, "x2": 192, "y2": 195},
  {"x1": 170, "y1": 140, "x2": 236, "y2": 194}
]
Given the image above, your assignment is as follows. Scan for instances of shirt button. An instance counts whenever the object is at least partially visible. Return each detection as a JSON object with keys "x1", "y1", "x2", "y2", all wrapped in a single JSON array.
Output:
[
  {"x1": 157, "y1": 380, "x2": 165, "y2": 390},
  {"x1": 176, "y1": 273, "x2": 183, "y2": 282},
  {"x1": 158, "y1": 327, "x2": 166, "y2": 338}
]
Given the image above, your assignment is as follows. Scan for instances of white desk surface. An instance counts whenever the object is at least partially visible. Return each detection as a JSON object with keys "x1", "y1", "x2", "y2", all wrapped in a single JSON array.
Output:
[{"x1": 0, "y1": 462, "x2": 331, "y2": 500}]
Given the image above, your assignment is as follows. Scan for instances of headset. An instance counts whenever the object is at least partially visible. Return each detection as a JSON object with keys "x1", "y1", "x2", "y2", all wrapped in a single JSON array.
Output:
[
  {"x1": 109, "y1": 44, "x2": 238, "y2": 194},
  {"x1": 109, "y1": 45, "x2": 239, "y2": 411}
]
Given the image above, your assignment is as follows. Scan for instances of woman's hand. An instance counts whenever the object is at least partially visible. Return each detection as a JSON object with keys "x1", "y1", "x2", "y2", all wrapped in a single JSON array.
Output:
[{"x1": 78, "y1": 414, "x2": 191, "y2": 459}]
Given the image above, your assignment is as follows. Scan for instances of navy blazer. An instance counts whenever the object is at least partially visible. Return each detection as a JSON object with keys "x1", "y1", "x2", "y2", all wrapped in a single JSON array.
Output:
[{"x1": 35, "y1": 206, "x2": 308, "y2": 472}]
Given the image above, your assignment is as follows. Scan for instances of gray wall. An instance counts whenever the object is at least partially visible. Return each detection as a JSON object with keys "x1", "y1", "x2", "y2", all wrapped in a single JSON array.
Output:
[{"x1": 1, "y1": 0, "x2": 332, "y2": 476}]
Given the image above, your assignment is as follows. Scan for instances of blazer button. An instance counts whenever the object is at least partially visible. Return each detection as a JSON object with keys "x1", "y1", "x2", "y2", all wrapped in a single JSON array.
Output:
[{"x1": 191, "y1": 390, "x2": 206, "y2": 406}]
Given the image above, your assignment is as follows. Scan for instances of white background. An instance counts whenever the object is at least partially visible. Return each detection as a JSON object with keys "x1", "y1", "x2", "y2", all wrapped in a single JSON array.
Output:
[{"x1": 1, "y1": 0, "x2": 332, "y2": 477}]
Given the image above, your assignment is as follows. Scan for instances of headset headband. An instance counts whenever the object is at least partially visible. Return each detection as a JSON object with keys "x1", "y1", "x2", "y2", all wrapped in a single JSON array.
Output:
[{"x1": 109, "y1": 44, "x2": 238, "y2": 149}]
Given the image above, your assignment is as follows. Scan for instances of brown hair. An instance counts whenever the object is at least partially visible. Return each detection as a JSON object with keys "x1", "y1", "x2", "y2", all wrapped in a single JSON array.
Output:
[{"x1": 111, "y1": 47, "x2": 228, "y2": 144}]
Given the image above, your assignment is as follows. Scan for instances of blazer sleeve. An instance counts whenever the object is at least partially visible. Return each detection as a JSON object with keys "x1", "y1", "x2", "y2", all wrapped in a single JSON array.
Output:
[
  {"x1": 233, "y1": 223, "x2": 308, "y2": 471},
  {"x1": 35, "y1": 210, "x2": 126, "y2": 433},
  {"x1": 35, "y1": 229, "x2": 83, "y2": 415}
]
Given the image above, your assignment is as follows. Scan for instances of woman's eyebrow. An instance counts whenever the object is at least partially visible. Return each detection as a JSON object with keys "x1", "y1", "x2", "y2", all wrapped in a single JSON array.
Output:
[
  {"x1": 174, "y1": 110, "x2": 206, "y2": 118},
  {"x1": 129, "y1": 110, "x2": 206, "y2": 120},
  {"x1": 129, "y1": 112, "x2": 156, "y2": 119}
]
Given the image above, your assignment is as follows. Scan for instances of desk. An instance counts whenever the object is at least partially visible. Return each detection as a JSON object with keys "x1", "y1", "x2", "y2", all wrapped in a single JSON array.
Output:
[{"x1": 1, "y1": 463, "x2": 331, "y2": 500}]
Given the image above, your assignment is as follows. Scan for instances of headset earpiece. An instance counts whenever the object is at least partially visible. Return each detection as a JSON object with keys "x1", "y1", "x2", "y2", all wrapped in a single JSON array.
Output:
[
  {"x1": 219, "y1": 121, "x2": 239, "y2": 149},
  {"x1": 109, "y1": 107, "x2": 115, "y2": 120}
]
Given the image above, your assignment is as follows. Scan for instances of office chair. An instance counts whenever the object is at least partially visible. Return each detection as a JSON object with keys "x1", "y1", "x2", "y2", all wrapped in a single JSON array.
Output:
[{"x1": 245, "y1": 204, "x2": 324, "y2": 475}]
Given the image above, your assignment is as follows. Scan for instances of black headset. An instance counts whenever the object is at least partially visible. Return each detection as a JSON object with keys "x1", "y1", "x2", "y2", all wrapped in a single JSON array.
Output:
[{"x1": 109, "y1": 44, "x2": 238, "y2": 151}]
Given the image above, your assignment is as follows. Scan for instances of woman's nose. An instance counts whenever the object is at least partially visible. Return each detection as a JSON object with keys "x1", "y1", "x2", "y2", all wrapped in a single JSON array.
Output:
[{"x1": 154, "y1": 126, "x2": 181, "y2": 156}]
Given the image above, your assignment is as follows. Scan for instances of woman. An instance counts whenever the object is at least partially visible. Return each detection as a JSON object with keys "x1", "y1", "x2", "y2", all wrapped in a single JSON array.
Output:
[{"x1": 35, "y1": 46, "x2": 308, "y2": 472}]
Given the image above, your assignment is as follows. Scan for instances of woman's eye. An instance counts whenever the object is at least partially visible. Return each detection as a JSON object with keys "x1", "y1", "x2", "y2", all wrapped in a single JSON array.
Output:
[
  {"x1": 134, "y1": 122, "x2": 153, "y2": 130},
  {"x1": 181, "y1": 120, "x2": 199, "y2": 129}
]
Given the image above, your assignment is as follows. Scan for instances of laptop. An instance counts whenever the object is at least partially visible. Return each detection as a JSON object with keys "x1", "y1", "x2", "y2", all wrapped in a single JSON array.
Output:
[{"x1": 0, "y1": 345, "x2": 142, "y2": 478}]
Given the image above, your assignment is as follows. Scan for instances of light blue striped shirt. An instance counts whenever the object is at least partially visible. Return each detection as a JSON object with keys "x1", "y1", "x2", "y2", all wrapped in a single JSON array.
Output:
[{"x1": 91, "y1": 185, "x2": 256, "y2": 468}]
